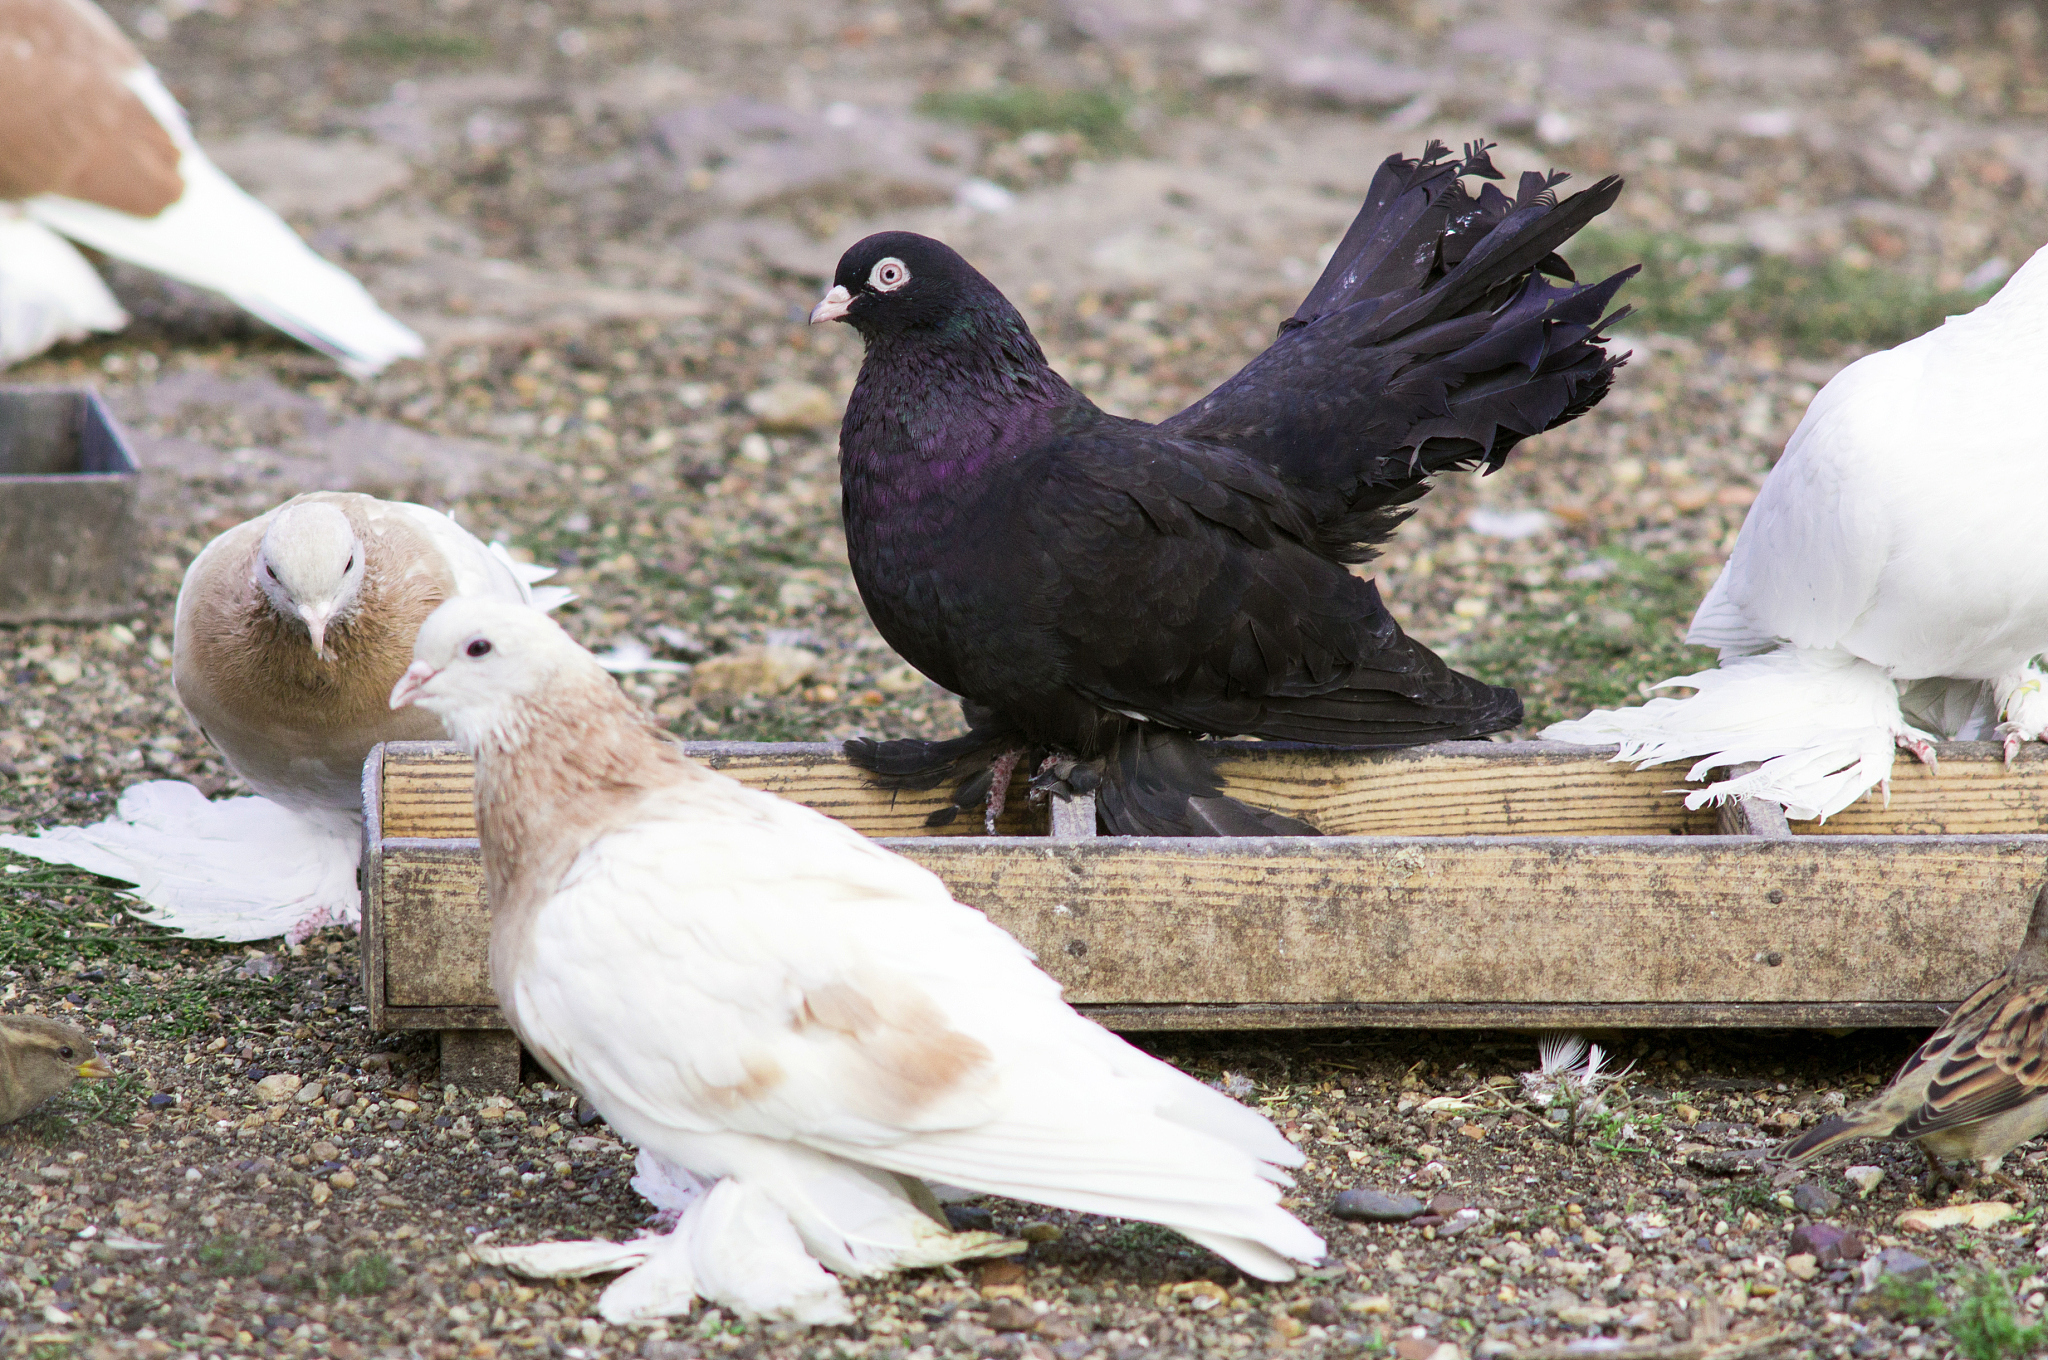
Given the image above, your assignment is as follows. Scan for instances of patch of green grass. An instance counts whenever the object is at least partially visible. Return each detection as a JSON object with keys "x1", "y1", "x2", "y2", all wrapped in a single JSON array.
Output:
[
  {"x1": 340, "y1": 29, "x2": 486, "y2": 62},
  {"x1": 1106, "y1": 1221, "x2": 1189, "y2": 1255},
  {"x1": 24, "y1": 1073, "x2": 143, "y2": 1139},
  {"x1": 917, "y1": 86, "x2": 1133, "y2": 152},
  {"x1": 0, "y1": 856, "x2": 175, "y2": 970},
  {"x1": 1456, "y1": 547, "x2": 1713, "y2": 731},
  {"x1": 98, "y1": 974, "x2": 283, "y2": 1039},
  {"x1": 1565, "y1": 229, "x2": 1996, "y2": 354},
  {"x1": 330, "y1": 1252, "x2": 394, "y2": 1298},
  {"x1": 1874, "y1": 1272, "x2": 1948, "y2": 1324},
  {"x1": 198, "y1": 1233, "x2": 273, "y2": 1278},
  {"x1": 1948, "y1": 1267, "x2": 2048, "y2": 1360}
]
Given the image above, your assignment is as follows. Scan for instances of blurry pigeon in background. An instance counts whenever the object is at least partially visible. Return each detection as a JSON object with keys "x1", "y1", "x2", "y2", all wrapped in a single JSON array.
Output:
[
  {"x1": 393, "y1": 598, "x2": 1323, "y2": 1324},
  {"x1": 1546, "y1": 244, "x2": 2048, "y2": 821},
  {"x1": 0, "y1": 493, "x2": 566, "y2": 942},
  {"x1": 0, "y1": 0, "x2": 422, "y2": 373},
  {"x1": 0, "y1": 1016, "x2": 112, "y2": 1124},
  {"x1": 1777, "y1": 880, "x2": 2048, "y2": 1197},
  {"x1": 816, "y1": 140, "x2": 1634, "y2": 836}
]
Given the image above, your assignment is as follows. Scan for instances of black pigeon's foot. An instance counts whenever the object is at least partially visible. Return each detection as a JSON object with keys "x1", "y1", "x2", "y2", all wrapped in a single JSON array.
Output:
[
  {"x1": 843, "y1": 725, "x2": 1034, "y2": 828},
  {"x1": 1087, "y1": 727, "x2": 1320, "y2": 837}
]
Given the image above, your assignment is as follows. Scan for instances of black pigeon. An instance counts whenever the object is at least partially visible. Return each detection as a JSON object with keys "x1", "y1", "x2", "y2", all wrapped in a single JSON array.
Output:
[{"x1": 816, "y1": 140, "x2": 1635, "y2": 836}]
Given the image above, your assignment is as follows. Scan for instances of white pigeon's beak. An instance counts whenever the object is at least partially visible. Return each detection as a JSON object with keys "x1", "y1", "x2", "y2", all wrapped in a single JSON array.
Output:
[
  {"x1": 389, "y1": 660, "x2": 438, "y2": 710},
  {"x1": 299, "y1": 603, "x2": 337, "y2": 660},
  {"x1": 809, "y1": 285, "x2": 853, "y2": 325}
]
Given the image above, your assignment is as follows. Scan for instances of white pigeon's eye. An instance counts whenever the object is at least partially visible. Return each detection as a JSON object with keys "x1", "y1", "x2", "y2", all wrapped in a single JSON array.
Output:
[
  {"x1": 868, "y1": 257, "x2": 911, "y2": 292},
  {"x1": 466, "y1": 638, "x2": 493, "y2": 658}
]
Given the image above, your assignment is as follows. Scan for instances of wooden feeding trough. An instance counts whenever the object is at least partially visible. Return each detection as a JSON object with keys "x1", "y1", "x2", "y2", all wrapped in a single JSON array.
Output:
[
  {"x1": 0, "y1": 385, "x2": 142, "y2": 623},
  {"x1": 361, "y1": 738, "x2": 2048, "y2": 1089}
]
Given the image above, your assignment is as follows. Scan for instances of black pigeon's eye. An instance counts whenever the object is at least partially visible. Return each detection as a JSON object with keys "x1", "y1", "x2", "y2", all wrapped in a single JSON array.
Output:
[
  {"x1": 266, "y1": 566, "x2": 279, "y2": 581},
  {"x1": 58, "y1": 1046, "x2": 73, "y2": 1059},
  {"x1": 345, "y1": 557, "x2": 355, "y2": 572},
  {"x1": 869, "y1": 257, "x2": 910, "y2": 292},
  {"x1": 466, "y1": 638, "x2": 493, "y2": 658}
]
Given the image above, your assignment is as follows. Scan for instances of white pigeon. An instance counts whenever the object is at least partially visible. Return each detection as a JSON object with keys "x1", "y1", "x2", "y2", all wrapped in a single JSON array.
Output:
[
  {"x1": 390, "y1": 597, "x2": 1324, "y2": 1325},
  {"x1": 0, "y1": 0, "x2": 422, "y2": 374},
  {"x1": 0, "y1": 493, "x2": 568, "y2": 942},
  {"x1": 1545, "y1": 245, "x2": 2048, "y2": 820}
]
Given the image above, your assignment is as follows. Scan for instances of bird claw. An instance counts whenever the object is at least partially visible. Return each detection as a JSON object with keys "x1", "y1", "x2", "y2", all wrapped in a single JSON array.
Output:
[{"x1": 1894, "y1": 734, "x2": 1939, "y2": 773}]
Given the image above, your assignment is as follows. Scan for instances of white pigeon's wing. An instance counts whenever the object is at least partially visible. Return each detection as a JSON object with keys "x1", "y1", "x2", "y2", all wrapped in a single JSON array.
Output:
[
  {"x1": 506, "y1": 776, "x2": 1319, "y2": 1277},
  {"x1": 27, "y1": 70, "x2": 422, "y2": 378},
  {"x1": 0, "y1": 212, "x2": 126, "y2": 365},
  {"x1": 363, "y1": 499, "x2": 535, "y2": 603},
  {"x1": 0, "y1": 781, "x2": 358, "y2": 942},
  {"x1": 1687, "y1": 346, "x2": 1913, "y2": 655},
  {"x1": 487, "y1": 541, "x2": 574, "y2": 612}
]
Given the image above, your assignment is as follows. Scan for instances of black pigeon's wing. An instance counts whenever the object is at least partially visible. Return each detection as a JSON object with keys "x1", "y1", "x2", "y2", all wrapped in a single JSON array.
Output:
[
  {"x1": 1162, "y1": 140, "x2": 1633, "y2": 512},
  {"x1": 1021, "y1": 430, "x2": 1520, "y2": 747}
]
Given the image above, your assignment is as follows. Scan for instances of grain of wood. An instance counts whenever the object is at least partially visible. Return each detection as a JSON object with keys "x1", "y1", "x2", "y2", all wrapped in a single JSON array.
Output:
[
  {"x1": 375, "y1": 739, "x2": 2048, "y2": 840},
  {"x1": 365, "y1": 832, "x2": 2048, "y2": 1028}
]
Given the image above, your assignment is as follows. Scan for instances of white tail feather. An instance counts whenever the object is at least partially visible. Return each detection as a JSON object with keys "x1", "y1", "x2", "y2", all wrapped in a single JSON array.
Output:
[
  {"x1": 0, "y1": 781, "x2": 359, "y2": 942},
  {"x1": 25, "y1": 70, "x2": 422, "y2": 377},
  {"x1": 1542, "y1": 648, "x2": 1922, "y2": 821},
  {"x1": 0, "y1": 213, "x2": 126, "y2": 365}
]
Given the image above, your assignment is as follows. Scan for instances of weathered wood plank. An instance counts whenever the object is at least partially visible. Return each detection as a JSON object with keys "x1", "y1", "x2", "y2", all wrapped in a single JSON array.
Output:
[
  {"x1": 377, "y1": 739, "x2": 2048, "y2": 841},
  {"x1": 375, "y1": 740, "x2": 1047, "y2": 840},
  {"x1": 368, "y1": 834, "x2": 2048, "y2": 1029},
  {"x1": 1077, "y1": 1001, "x2": 1957, "y2": 1031}
]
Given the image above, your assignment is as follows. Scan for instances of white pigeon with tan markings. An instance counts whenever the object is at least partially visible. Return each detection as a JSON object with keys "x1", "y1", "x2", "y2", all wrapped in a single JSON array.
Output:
[
  {"x1": 390, "y1": 597, "x2": 1323, "y2": 1325},
  {"x1": 0, "y1": 0, "x2": 421, "y2": 371},
  {"x1": 0, "y1": 493, "x2": 565, "y2": 942},
  {"x1": 1546, "y1": 244, "x2": 2048, "y2": 820}
]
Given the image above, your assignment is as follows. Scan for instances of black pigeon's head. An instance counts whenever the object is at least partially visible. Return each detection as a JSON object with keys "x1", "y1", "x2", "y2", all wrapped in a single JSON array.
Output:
[{"x1": 810, "y1": 232, "x2": 1010, "y2": 340}]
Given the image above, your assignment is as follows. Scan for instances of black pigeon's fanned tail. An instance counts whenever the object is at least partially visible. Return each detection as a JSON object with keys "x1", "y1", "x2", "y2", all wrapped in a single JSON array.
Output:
[
  {"x1": 1161, "y1": 139, "x2": 1635, "y2": 517},
  {"x1": 1072, "y1": 728, "x2": 1320, "y2": 837}
]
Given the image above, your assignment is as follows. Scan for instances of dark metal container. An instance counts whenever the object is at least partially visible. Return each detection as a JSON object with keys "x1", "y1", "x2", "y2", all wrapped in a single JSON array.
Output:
[{"x1": 0, "y1": 385, "x2": 142, "y2": 623}]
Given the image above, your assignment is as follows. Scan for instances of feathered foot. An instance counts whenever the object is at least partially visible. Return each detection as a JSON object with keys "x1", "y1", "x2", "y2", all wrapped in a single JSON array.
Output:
[
  {"x1": 1997, "y1": 667, "x2": 2048, "y2": 767},
  {"x1": 1089, "y1": 728, "x2": 1320, "y2": 837},
  {"x1": 844, "y1": 723, "x2": 1035, "y2": 829},
  {"x1": 1895, "y1": 732, "x2": 1939, "y2": 774}
]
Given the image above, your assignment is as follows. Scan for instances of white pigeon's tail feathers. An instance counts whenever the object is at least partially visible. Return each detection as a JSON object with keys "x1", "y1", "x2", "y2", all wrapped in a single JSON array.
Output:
[
  {"x1": 1173, "y1": 1228, "x2": 1303, "y2": 1283},
  {"x1": 0, "y1": 213, "x2": 127, "y2": 365},
  {"x1": 1542, "y1": 648, "x2": 1920, "y2": 822},
  {"x1": 732, "y1": 1145, "x2": 1021, "y2": 1279},
  {"x1": 488, "y1": 541, "x2": 575, "y2": 612},
  {"x1": 26, "y1": 71, "x2": 422, "y2": 378},
  {"x1": 0, "y1": 781, "x2": 359, "y2": 942}
]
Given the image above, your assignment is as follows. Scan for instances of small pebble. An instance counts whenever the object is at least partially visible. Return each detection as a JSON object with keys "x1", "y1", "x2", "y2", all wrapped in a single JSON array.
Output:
[
  {"x1": 1332, "y1": 1188, "x2": 1426, "y2": 1222},
  {"x1": 985, "y1": 1297, "x2": 1038, "y2": 1332},
  {"x1": 1791, "y1": 1182, "x2": 1841, "y2": 1216},
  {"x1": 944, "y1": 1205, "x2": 994, "y2": 1233},
  {"x1": 1844, "y1": 1165, "x2": 1884, "y2": 1196}
]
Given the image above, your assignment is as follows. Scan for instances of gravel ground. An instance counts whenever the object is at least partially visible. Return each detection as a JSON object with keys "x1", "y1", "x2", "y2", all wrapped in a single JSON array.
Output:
[{"x1": 6, "y1": 0, "x2": 2048, "y2": 1355}]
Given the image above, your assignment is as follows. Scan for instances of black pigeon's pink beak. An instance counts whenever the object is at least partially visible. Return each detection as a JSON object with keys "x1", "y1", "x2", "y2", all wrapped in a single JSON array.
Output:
[{"x1": 810, "y1": 285, "x2": 852, "y2": 324}]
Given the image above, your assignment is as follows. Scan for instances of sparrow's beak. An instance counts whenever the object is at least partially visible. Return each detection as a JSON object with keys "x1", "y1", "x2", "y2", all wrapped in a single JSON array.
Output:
[
  {"x1": 76, "y1": 1057, "x2": 113, "y2": 1080},
  {"x1": 299, "y1": 602, "x2": 336, "y2": 661},
  {"x1": 389, "y1": 660, "x2": 438, "y2": 710},
  {"x1": 809, "y1": 285, "x2": 853, "y2": 325}
]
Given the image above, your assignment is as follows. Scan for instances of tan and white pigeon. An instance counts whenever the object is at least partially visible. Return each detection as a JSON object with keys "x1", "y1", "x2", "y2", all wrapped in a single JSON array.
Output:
[
  {"x1": 389, "y1": 597, "x2": 1324, "y2": 1326},
  {"x1": 0, "y1": 493, "x2": 567, "y2": 942},
  {"x1": 0, "y1": 0, "x2": 422, "y2": 373}
]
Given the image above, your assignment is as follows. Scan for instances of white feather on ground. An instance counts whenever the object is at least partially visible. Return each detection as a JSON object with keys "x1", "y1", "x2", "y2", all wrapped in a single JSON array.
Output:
[
  {"x1": 393, "y1": 598, "x2": 1323, "y2": 1325},
  {"x1": 0, "y1": 494, "x2": 566, "y2": 943},
  {"x1": 0, "y1": 0, "x2": 420, "y2": 375},
  {"x1": 1546, "y1": 244, "x2": 2048, "y2": 819}
]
